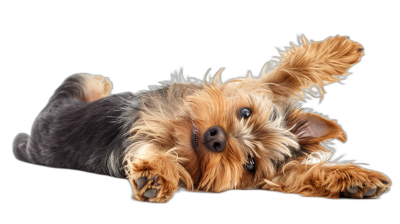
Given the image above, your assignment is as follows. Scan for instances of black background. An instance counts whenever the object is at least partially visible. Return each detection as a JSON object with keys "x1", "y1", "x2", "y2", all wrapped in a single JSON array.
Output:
[{"x1": 2, "y1": 4, "x2": 398, "y2": 222}]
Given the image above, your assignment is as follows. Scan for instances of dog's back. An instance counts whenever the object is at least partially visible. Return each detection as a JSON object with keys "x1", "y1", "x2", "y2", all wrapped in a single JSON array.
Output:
[{"x1": 12, "y1": 74, "x2": 138, "y2": 178}]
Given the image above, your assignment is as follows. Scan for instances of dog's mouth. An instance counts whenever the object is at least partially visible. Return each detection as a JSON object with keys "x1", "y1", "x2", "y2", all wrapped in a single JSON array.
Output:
[{"x1": 191, "y1": 120, "x2": 199, "y2": 151}]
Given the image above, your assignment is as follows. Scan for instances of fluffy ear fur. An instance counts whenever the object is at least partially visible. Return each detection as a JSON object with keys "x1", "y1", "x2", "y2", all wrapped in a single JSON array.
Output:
[
  {"x1": 260, "y1": 35, "x2": 364, "y2": 100},
  {"x1": 289, "y1": 112, "x2": 346, "y2": 153}
]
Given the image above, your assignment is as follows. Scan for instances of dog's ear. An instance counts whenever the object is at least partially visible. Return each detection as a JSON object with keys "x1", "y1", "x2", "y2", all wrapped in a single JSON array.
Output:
[
  {"x1": 289, "y1": 112, "x2": 346, "y2": 148},
  {"x1": 259, "y1": 35, "x2": 363, "y2": 100}
]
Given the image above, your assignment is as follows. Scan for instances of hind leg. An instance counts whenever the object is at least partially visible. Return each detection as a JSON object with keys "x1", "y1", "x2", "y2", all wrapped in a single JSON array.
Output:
[
  {"x1": 13, "y1": 73, "x2": 113, "y2": 163},
  {"x1": 50, "y1": 73, "x2": 112, "y2": 102}
]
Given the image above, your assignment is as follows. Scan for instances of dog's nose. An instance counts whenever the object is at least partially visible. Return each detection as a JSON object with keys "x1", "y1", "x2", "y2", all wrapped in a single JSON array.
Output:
[{"x1": 204, "y1": 126, "x2": 226, "y2": 152}]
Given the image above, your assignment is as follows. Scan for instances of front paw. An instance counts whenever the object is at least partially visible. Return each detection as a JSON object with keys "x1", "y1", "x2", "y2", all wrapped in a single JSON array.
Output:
[
  {"x1": 340, "y1": 171, "x2": 390, "y2": 199},
  {"x1": 130, "y1": 173, "x2": 178, "y2": 202}
]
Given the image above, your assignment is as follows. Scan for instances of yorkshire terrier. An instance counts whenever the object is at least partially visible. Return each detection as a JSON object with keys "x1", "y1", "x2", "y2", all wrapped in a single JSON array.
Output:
[{"x1": 13, "y1": 35, "x2": 391, "y2": 202}]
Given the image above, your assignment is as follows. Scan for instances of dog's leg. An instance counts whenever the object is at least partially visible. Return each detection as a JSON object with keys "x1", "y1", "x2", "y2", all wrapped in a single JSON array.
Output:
[
  {"x1": 266, "y1": 161, "x2": 391, "y2": 199},
  {"x1": 222, "y1": 36, "x2": 364, "y2": 100},
  {"x1": 261, "y1": 35, "x2": 364, "y2": 100},
  {"x1": 125, "y1": 146, "x2": 192, "y2": 202},
  {"x1": 50, "y1": 73, "x2": 112, "y2": 102},
  {"x1": 13, "y1": 73, "x2": 113, "y2": 164}
]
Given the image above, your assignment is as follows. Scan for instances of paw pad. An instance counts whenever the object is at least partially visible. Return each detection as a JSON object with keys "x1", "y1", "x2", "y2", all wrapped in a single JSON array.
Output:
[
  {"x1": 363, "y1": 188, "x2": 377, "y2": 197},
  {"x1": 344, "y1": 186, "x2": 377, "y2": 198},
  {"x1": 342, "y1": 179, "x2": 390, "y2": 199},
  {"x1": 135, "y1": 177, "x2": 147, "y2": 191},
  {"x1": 135, "y1": 175, "x2": 160, "y2": 199},
  {"x1": 347, "y1": 186, "x2": 359, "y2": 194},
  {"x1": 134, "y1": 174, "x2": 171, "y2": 202}
]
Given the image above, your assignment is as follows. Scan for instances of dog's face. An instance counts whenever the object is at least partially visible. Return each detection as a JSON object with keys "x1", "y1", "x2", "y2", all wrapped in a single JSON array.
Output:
[{"x1": 185, "y1": 85, "x2": 299, "y2": 192}]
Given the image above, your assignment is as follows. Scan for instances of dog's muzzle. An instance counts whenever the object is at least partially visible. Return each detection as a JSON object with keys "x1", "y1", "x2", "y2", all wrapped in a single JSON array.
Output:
[{"x1": 203, "y1": 126, "x2": 226, "y2": 152}]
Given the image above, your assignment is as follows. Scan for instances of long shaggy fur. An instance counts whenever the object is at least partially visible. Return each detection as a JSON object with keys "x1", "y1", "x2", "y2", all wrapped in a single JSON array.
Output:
[{"x1": 13, "y1": 35, "x2": 390, "y2": 202}]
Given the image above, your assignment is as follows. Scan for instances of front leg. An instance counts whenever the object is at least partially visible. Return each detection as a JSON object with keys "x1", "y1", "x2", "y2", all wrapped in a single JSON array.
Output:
[
  {"x1": 268, "y1": 161, "x2": 391, "y2": 199},
  {"x1": 251, "y1": 36, "x2": 364, "y2": 100},
  {"x1": 125, "y1": 146, "x2": 192, "y2": 202}
]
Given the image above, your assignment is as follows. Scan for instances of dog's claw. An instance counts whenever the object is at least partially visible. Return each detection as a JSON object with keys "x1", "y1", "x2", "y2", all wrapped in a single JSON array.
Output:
[
  {"x1": 382, "y1": 180, "x2": 389, "y2": 184},
  {"x1": 347, "y1": 186, "x2": 359, "y2": 194},
  {"x1": 364, "y1": 188, "x2": 377, "y2": 197},
  {"x1": 143, "y1": 189, "x2": 157, "y2": 198},
  {"x1": 136, "y1": 177, "x2": 147, "y2": 191}
]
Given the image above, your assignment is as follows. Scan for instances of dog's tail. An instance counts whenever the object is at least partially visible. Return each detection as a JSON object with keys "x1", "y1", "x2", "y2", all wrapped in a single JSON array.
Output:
[{"x1": 13, "y1": 133, "x2": 31, "y2": 163}]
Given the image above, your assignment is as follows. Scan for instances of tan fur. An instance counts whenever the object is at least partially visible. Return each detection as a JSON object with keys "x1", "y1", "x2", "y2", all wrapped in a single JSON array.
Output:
[
  {"x1": 122, "y1": 36, "x2": 390, "y2": 202},
  {"x1": 264, "y1": 161, "x2": 390, "y2": 199},
  {"x1": 81, "y1": 74, "x2": 112, "y2": 102},
  {"x1": 219, "y1": 35, "x2": 364, "y2": 101}
]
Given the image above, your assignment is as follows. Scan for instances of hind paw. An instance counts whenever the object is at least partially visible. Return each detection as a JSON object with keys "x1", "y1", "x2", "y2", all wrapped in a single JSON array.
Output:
[
  {"x1": 93, "y1": 75, "x2": 112, "y2": 97},
  {"x1": 81, "y1": 73, "x2": 112, "y2": 102}
]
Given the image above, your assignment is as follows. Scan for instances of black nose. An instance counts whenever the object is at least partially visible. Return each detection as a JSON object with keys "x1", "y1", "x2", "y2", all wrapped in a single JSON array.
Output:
[{"x1": 204, "y1": 126, "x2": 226, "y2": 152}]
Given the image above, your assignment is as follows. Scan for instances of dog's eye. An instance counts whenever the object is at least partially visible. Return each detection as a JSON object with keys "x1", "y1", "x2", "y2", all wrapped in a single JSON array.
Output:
[
  {"x1": 244, "y1": 157, "x2": 255, "y2": 173},
  {"x1": 239, "y1": 107, "x2": 252, "y2": 119}
]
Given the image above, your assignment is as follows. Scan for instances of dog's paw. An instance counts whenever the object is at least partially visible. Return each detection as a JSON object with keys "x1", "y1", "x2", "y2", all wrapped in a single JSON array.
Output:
[
  {"x1": 90, "y1": 75, "x2": 112, "y2": 100},
  {"x1": 82, "y1": 74, "x2": 112, "y2": 102},
  {"x1": 340, "y1": 171, "x2": 391, "y2": 199},
  {"x1": 93, "y1": 75, "x2": 112, "y2": 96},
  {"x1": 131, "y1": 173, "x2": 177, "y2": 202}
]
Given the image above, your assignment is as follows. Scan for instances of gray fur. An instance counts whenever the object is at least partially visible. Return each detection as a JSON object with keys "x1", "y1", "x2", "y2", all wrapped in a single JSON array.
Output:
[{"x1": 13, "y1": 74, "x2": 143, "y2": 178}]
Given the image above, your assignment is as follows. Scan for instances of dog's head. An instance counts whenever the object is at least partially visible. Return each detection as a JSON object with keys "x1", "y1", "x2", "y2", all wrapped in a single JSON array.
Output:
[
  {"x1": 174, "y1": 82, "x2": 346, "y2": 192},
  {"x1": 128, "y1": 35, "x2": 362, "y2": 192}
]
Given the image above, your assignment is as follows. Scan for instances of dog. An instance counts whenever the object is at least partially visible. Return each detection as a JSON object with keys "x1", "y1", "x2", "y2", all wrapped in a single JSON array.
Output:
[{"x1": 13, "y1": 35, "x2": 391, "y2": 202}]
